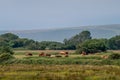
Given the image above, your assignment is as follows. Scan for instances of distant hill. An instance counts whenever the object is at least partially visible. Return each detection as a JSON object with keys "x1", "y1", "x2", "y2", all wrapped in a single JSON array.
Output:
[{"x1": 0, "y1": 24, "x2": 120, "y2": 42}]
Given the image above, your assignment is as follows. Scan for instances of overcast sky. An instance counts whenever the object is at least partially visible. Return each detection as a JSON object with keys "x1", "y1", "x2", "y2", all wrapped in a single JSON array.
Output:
[{"x1": 0, "y1": 0, "x2": 120, "y2": 30}]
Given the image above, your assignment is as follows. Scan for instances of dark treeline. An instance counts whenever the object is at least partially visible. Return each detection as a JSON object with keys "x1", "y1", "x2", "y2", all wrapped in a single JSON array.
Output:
[
  {"x1": 0, "y1": 33, "x2": 69, "y2": 50},
  {"x1": 0, "y1": 31, "x2": 120, "y2": 54}
]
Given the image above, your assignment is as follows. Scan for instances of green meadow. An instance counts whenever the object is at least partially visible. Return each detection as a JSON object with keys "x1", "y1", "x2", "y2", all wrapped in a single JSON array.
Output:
[{"x1": 0, "y1": 50, "x2": 120, "y2": 80}]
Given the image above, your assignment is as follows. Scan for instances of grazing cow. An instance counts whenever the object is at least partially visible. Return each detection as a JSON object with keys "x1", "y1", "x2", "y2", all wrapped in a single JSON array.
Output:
[
  {"x1": 39, "y1": 52, "x2": 46, "y2": 57},
  {"x1": 81, "y1": 51, "x2": 87, "y2": 56},
  {"x1": 59, "y1": 51, "x2": 69, "y2": 55},
  {"x1": 26, "y1": 52, "x2": 33, "y2": 56},
  {"x1": 45, "y1": 54, "x2": 51, "y2": 57},
  {"x1": 39, "y1": 52, "x2": 51, "y2": 57}
]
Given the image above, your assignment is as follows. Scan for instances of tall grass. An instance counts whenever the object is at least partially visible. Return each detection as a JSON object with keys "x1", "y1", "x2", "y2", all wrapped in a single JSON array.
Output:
[
  {"x1": 0, "y1": 64, "x2": 120, "y2": 80},
  {"x1": 1, "y1": 56, "x2": 120, "y2": 65}
]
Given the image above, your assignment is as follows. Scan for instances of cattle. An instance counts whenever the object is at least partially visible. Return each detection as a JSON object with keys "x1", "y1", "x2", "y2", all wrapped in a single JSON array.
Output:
[
  {"x1": 81, "y1": 51, "x2": 87, "y2": 56},
  {"x1": 45, "y1": 54, "x2": 51, "y2": 57},
  {"x1": 101, "y1": 55, "x2": 109, "y2": 59},
  {"x1": 26, "y1": 52, "x2": 33, "y2": 56},
  {"x1": 39, "y1": 52, "x2": 51, "y2": 57},
  {"x1": 59, "y1": 51, "x2": 69, "y2": 55},
  {"x1": 39, "y1": 52, "x2": 46, "y2": 57}
]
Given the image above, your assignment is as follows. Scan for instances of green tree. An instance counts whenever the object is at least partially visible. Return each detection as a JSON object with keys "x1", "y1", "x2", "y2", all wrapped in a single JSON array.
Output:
[
  {"x1": 0, "y1": 33, "x2": 19, "y2": 40},
  {"x1": 0, "y1": 36, "x2": 10, "y2": 46},
  {"x1": 76, "y1": 39, "x2": 107, "y2": 54},
  {"x1": 63, "y1": 30, "x2": 92, "y2": 49},
  {"x1": 0, "y1": 46, "x2": 14, "y2": 55},
  {"x1": 10, "y1": 39, "x2": 24, "y2": 48},
  {"x1": 108, "y1": 35, "x2": 120, "y2": 49},
  {"x1": 0, "y1": 33, "x2": 19, "y2": 48},
  {"x1": 39, "y1": 41, "x2": 64, "y2": 50}
]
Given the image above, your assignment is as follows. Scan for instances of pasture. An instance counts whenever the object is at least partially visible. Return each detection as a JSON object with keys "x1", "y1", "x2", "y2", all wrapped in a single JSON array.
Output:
[
  {"x1": 0, "y1": 64, "x2": 120, "y2": 80},
  {"x1": 13, "y1": 50, "x2": 112, "y2": 59},
  {"x1": 14, "y1": 50, "x2": 74, "y2": 58},
  {"x1": 0, "y1": 50, "x2": 120, "y2": 80},
  {"x1": 10, "y1": 50, "x2": 120, "y2": 65}
]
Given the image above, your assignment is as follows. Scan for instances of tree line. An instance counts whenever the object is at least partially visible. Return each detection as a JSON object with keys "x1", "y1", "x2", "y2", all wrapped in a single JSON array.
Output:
[{"x1": 0, "y1": 31, "x2": 120, "y2": 54}]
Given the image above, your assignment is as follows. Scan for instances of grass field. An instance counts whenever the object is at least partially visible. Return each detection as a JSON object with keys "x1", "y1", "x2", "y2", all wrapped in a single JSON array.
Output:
[
  {"x1": 14, "y1": 50, "x2": 75, "y2": 59},
  {"x1": 13, "y1": 50, "x2": 112, "y2": 59},
  {"x1": 7, "y1": 50, "x2": 119, "y2": 65},
  {"x1": 0, "y1": 50, "x2": 120, "y2": 80},
  {"x1": 0, "y1": 64, "x2": 120, "y2": 80}
]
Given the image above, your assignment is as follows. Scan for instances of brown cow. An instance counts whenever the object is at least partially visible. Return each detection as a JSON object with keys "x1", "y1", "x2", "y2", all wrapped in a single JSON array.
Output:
[
  {"x1": 39, "y1": 52, "x2": 46, "y2": 57},
  {"x1": 45, "y1": 54, "x2": 51, "y2": 57},
  {"x1": 39, "y1": 52, "x2": 51, "y2": 57},
  {"x1": 26, "y1": 52, "x2": 33, "y2": 56},
  {"x1": 81, "y1": 51, "x2": 87, "y2": 56},
  {"x1": 59, "y1": 51, "x2": 69, "y2": 55}
]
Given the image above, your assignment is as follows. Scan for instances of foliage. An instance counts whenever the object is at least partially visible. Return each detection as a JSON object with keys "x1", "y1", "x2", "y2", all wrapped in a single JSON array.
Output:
[
  {"x1": 0, "y1": 33, "x2": 20, "y2": 49},
  {"x1": 108, "y1": 35, "x2": 120, "y2": 50},
  {"x1": 0, "y1": 32, "x2": 120, "y2": 51},
  {"x1": 76, "y1": 39, "x2": 107, "y2": 54},
  {"x1": 38, "y1": 41, "x2": 64, "y2": 50},
  {"x1": 0, "y1": 33, "x2": 66, "y2": 50},
  {"x1": 0, "y1": 46, "x2": 14, "y2": 55},
  {"x1": 0, "y1": 33, "x2": 19, "y2": 40},
  {"x1": 63, "y1": 30, "x2": 92, "y2": 49},
  {"x1": 62, "y1": 44, "x2": 76, "y2": 50},
  {"x1": 64, "y1": 30, "x2": 91, "y2": 45},
  {"x1": 0, "y1": 53, "x2": 14, "y2": 62},
  {"x1": 0, "y1": 39, "x2": 9, "y2": 46},
  {"x1": 109, "y1": 53, "x2": 120, "y2": 59}
]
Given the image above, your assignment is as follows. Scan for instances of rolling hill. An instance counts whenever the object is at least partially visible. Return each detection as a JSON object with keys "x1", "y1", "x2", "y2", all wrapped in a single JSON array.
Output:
[{"x1": 0, "y1": 24, "x2": 120, "y2": 42}]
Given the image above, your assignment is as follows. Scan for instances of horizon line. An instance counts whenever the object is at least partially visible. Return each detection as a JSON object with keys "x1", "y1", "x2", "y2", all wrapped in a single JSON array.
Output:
[{"x1": 0, "y1": 23, "x2": 120, "y2": 32}]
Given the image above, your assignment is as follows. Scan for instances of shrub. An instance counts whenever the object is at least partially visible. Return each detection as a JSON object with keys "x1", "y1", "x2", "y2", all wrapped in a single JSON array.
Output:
[
  {"x1": 76, "y1": 39, "x2": 107, "y2": 54},
  {"x1": 0, "y1": 53, "x2": 14, "y2": 62},
  {"x1": 109, "y1": 53, "x2": 120, "y2": 59},
  {"x1": 0, "y1": 46, "x2": 14, "y2": 55}
]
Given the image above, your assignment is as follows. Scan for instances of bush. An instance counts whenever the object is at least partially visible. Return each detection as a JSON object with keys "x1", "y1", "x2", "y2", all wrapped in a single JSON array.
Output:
[
  {"x1": 0, "y1": 53, "x2": 14, "y2": 62},
  {"x1": 76, "y1": 39, "x2": 107, "y2": 54},
  {"x1": 109, "y1": 53, "x2": 120, "y2": 59},
  {"x1": 0, "y1": 46, "x2": 14, "y2": 55}
]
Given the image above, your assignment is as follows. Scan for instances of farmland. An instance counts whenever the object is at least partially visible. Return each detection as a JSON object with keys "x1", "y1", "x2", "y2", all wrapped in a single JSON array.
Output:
[{"x1": 0, "y1": 50, "x2": 120, "y2": 80}]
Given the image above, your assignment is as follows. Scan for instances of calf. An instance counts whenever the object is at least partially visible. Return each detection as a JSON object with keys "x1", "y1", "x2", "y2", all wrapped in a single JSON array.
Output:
[{"x1": 26, "y1": 52, "x2": 33, "y2": 56}]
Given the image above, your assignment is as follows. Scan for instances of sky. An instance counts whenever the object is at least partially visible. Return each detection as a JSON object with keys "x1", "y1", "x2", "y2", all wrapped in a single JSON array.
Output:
[{"x1": 0, "y1": 0, "x2": 120, "y2": 30}]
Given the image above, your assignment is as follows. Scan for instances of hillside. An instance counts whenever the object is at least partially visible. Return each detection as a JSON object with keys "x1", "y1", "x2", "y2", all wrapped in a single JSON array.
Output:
[{"x1": 0, "y1": 24, "x2": 120, "y2": 42}]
